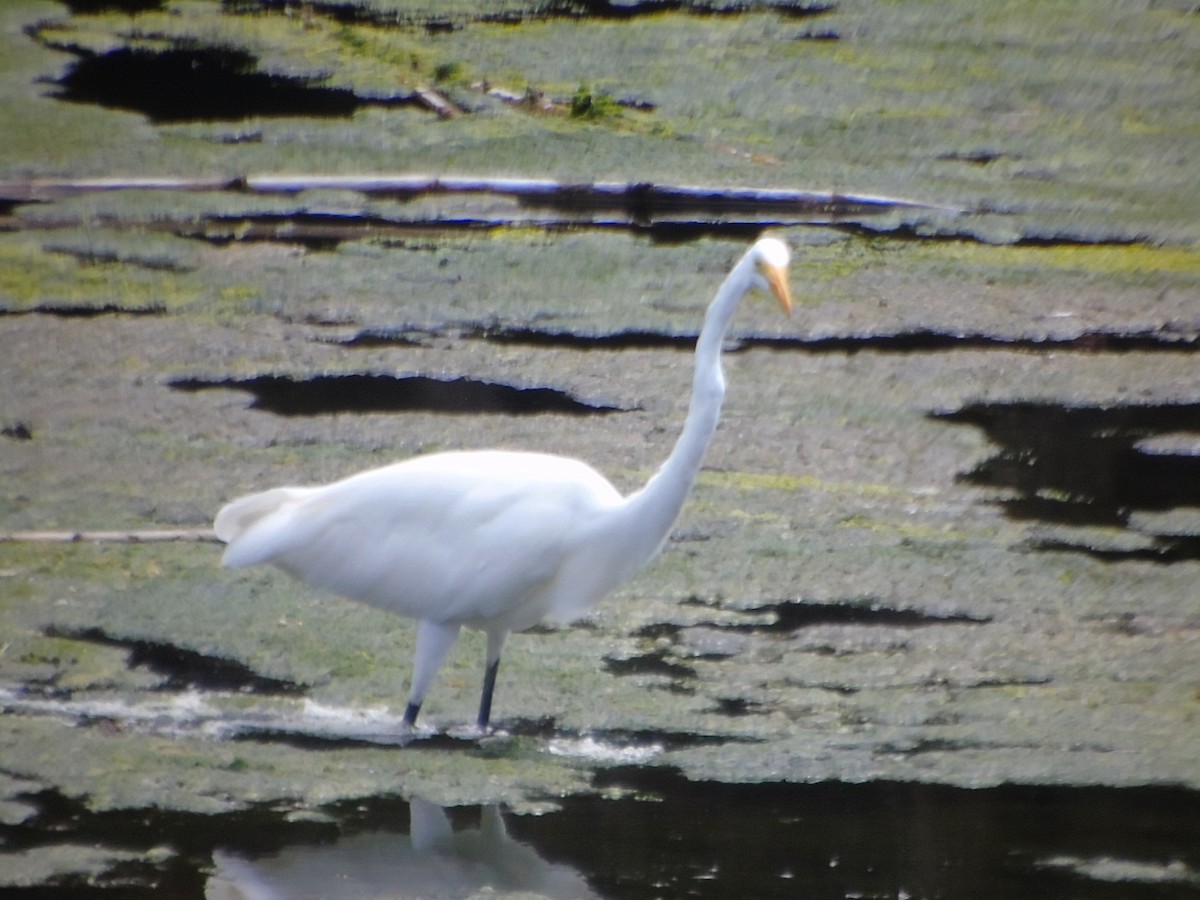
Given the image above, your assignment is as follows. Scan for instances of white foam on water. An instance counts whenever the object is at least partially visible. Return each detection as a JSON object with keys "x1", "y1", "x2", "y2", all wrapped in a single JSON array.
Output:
[{"x1": 546, "y1": 734, "x2": 663, "y2": 763}]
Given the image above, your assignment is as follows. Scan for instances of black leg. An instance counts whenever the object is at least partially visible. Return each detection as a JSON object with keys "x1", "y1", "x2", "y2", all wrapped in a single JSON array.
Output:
[
  {"x1": 477, "y1": 657, "x2": 501, "y2": 731},
  {"x1": 403, "y1": 701, "x2": 421, "y2": 727}
]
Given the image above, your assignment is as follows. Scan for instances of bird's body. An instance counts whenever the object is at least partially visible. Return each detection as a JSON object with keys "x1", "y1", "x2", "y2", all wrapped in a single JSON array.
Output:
[
  {"x1": 218, "y1": 450, "x2": 649, "y2": 631},
  {"x1": 215, "y1": 237, "x2": 792, "y2": 730}
]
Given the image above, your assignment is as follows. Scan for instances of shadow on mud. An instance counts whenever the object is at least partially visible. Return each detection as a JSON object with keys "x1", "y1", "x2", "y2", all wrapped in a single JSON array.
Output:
[
  {"x1": 42, "y1": 626, "x2": 306, "y2": 696},
  {"x1": 4, "y1": 767, "x2": 1197, "y2": 898}
]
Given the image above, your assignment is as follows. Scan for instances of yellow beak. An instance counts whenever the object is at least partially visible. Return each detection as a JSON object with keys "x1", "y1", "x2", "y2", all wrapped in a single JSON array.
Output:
[{"x1": 763, "y1": 263, "x2": 793, "y2": 316}]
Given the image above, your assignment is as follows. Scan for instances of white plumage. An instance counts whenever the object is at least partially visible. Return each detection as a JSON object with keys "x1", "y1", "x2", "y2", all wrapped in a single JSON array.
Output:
[{"x1": 215, "y1": 237, "x2": 792, "y2": 731}]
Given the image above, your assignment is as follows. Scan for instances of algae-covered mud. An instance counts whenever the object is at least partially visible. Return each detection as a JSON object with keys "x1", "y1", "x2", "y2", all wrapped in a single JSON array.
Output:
[{"x1": 2, "y1": 0, "x2": 1199, "y2": 896}]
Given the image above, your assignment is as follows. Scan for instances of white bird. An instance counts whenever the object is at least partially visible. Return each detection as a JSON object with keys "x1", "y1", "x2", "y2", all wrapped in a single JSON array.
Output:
[{"x1": 214, "y1": 237, "x2": 792, "y2": 732}]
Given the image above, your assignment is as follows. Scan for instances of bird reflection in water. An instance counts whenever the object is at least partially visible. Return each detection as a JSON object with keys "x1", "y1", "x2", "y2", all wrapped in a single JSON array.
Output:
[{"x1": 205, "y1": 796, "x2": 599, "y2": 900}]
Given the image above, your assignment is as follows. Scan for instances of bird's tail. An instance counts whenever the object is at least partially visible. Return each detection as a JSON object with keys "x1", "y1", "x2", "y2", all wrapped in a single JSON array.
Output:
[{"x1": 213, "y1": 487, "x2": 311, "y2": 567}]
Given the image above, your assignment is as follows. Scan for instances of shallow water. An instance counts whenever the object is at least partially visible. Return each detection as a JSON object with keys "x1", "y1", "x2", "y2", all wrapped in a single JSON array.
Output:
[{"x1": 5, "y1": 765, "x2": 1198, "y2": 899}]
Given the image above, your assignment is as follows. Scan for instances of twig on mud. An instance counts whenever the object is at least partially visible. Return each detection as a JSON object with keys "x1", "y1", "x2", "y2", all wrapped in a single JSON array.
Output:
[
  {"x1": 0, "y1": 529, "x2": 221, "y2": 544},
  {"x1": 412, "y1": 86, "x2": 463, "y2": 119},
  {"x1": 0, "y1": 174, "x2": 962, "y2": 216}
]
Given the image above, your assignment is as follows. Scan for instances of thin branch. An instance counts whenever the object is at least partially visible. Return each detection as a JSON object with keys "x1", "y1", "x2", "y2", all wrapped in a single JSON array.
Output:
[
  {"x1": 0, "y1": 174, "x2": 962, "y2": 216},
  {"x1": 0, "y1": 529, "x2": 221, "y2": 544}
]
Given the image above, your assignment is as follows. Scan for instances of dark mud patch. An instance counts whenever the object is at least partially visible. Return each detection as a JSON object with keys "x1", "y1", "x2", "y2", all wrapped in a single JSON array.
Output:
[
  {"x1": 709, "y1": 598, "x2": 989, "y2": 632},
  {"x1": 670, "y1": 597, "x2": 989, "y2": 634},
  {"x1": 180, "y1": 214, "x2": 765, "y2": 250},
  {"x1": 934, "y1": 401, "x2": 1200, "y2": 531},
  {"x1": 339, "y1": 323, "x2": 1200, "y2": 354},
  {"x1": 603, "y1": 651, "x2": 698, "y2": 691},
  {"x1": 709, "y1": 695, "x2": 768, "y2": 716},
  {"x1": 226, "y1": 0, "x2": 837, "y2": 28},
  {"x1": 43, "y1": 626, "x2": 305, "y2": 695},
  {"x1": 0, "y1": 196, "x2": 35, "y2": 216},
  {"x1": 0, "y1": 303, "x2": 166, "y2": 318},
  {"x1": 49, "y1": 45, "x2": 417, "y2": 124},
  {"x1": 220, "y1": 0, "x2": 453, "y2": 30},
  {"x1": 341, "y1": 323, "x2": 702, "y2": 351},
  {"x1": 498, "y1": 0, "x2": 838, "y2": 22},
  {"x1": 6, "y1": 770, "x2": 1197, "y2": 898},
  {"x1": 169, "y1": 373, "x2": 623, "y2": 417},
  {"x1": 776, "y1": 329, "x2": 1200, "y2": 356},
  {"x1": 57, "y1": 0, "x2": 165, "y2": 11},
  {"x1": 1027, "y1": 534, "x2": 1200, "y2": 565},
  {"x1": 1, "y1": 422, "x2": 34, "y2": 440},
  {"x1": 182, "y1": 212, "x2": 490, "y2": 251},
  {"x1": 228, "y1": 727, "x2": 468, "y2": 752},
  {"x1": 937, "y1": 149, "x2": 1019, "y2": 166},
  {"x1": 180, "y1": 212, "x2": 782, "y2": 247}
]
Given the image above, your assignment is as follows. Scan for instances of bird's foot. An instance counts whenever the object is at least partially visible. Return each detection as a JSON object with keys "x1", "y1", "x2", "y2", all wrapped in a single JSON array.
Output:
[{"x1": 402, "y1": 701, "x2": 422, "y2": 728}]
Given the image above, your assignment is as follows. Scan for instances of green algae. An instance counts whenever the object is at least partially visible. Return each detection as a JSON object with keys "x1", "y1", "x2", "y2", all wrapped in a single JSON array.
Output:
[
  {"x1": 902, "y1": 240, "x2": 1200, "y2": 285},
  {"x1": 0, "y1": 234, "x2": 200, "y2": 312},
  {"x1": 699, "y1": 468, "x2": 904, "y2": 501}
]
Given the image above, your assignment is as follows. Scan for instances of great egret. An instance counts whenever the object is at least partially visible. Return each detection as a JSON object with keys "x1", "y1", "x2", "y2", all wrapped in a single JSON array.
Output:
[{"x1": 214, "y1": 236, "x2": 792, "y2": 731}]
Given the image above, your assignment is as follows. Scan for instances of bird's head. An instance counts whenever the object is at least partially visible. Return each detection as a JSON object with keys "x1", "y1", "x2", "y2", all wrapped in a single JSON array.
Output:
[{"x1": 751, "y1": 236, "x2": 793, "y2": 316}]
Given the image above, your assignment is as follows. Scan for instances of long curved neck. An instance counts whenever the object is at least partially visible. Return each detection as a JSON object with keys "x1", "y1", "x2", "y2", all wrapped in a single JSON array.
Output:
[{"x1": 619, "y1": 254, "x2": 755, "y2": 558}]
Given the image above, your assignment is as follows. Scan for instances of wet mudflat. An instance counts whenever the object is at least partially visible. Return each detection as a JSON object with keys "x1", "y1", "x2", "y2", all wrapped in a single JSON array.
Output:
[{"x1": 2, "y1": 0, "x2": 1199, "y2": 896}]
